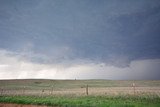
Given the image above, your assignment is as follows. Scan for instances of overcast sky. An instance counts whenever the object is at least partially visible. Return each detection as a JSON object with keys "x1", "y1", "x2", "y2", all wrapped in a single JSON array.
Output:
[{"x1": 0, "y1": 0, "x2": 160, "y2": 80}]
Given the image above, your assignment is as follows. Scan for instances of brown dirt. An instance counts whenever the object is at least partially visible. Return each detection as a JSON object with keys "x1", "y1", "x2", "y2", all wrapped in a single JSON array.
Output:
[{"x1": 0, "y1": 103, "x2": 50, "y2": 107}]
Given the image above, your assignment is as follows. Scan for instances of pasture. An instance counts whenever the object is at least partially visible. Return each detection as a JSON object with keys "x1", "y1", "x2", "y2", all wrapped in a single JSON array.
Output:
[{"x1": 0, "y1": 79, "x2": 160, "y2": 107}]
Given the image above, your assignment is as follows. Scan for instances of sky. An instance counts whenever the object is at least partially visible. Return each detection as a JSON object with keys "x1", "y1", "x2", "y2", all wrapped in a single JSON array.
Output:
[{"x1": 0, "y1": 0, "x2": 160, "y2": 80}]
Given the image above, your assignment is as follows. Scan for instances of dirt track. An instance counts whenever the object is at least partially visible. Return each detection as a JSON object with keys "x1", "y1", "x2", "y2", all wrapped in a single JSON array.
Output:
[{"x1": 0, "y1": 103, "x2": 49, "y2": 107}]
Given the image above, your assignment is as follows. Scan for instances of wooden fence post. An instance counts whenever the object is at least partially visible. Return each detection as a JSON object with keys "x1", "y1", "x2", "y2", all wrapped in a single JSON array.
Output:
[
  {"x1": 51, "y1": 86, "x2": 53, "y2": 95},
  {"x1": 41, "y1": 89, "x2": 44, "y2": 97},
  {"x1": 22, "y1": 86, "x2": 25, "y2": 95},
  {"x1": 132, "y1": 83, "x2": 135, "y2": 95},
  {"x1": 0, "y1": 88, "x2": 3, "y2": 95},
  {"x1": 86, "y1": 84, "x2": 88, "y2": 95}
]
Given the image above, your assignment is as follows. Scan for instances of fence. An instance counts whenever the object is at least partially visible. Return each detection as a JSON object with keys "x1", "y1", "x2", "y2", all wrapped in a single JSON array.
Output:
[{"x1": 0, "y1": 83, "x2": 160, "y2": 96}]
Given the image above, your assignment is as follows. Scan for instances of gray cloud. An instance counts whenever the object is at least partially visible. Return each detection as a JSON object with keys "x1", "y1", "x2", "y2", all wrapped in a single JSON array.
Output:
[
  {"x1": 0, "y1": 0, "x2": 160, "y2": 79},
  {"x1": 0, "y1": 49, "x2": 160, "y2": 80}
]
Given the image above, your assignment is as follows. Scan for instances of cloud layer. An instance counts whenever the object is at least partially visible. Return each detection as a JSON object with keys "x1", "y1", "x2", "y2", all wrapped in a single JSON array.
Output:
[
  {"x1": 0, "y1": 49, "x2": 160, "y2": 80},
  {"x1": 0, "y1": 0, "x2": 160, "y2": 79},
  {"x1": 0, "y1": 0, "x2": 160, "y2": 65}
]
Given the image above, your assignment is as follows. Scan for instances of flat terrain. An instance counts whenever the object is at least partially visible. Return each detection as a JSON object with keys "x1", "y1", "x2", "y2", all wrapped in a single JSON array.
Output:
[
  {"x1": 0, "y1": 79, "x2": 160, "y2": 96},
  {"x1": 0, "y1": 79, "x2": 160, "y2": 107}
]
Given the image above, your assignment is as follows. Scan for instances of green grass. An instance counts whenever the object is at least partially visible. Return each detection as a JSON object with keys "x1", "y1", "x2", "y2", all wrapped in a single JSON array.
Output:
[
  {"x1": 1, "y1": 79, "x2": 160, "y2": 90},
  {"x1": 0, "y1": 95, "x2": 160, "y2": 107},
  {"x1": 0, "y1": 79, "x2": 160, "y2": 106}
]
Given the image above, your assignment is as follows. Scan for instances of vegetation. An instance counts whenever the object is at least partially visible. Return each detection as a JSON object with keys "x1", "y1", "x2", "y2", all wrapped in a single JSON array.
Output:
[
  {"x1": 0, "y1": 79, "x2": 160, "y2": 107},
  {"x1": 1, "y1": 79, "x2": 160, "y2": 90},
  {"x1": 0, "y1": 95, "x2": 160, "y2": 107}
]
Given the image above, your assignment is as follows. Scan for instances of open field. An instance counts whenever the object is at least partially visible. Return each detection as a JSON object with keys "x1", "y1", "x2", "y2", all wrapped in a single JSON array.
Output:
[
  {"x1": 0, "y1": 79, "x2": 160, "y2": 107},
  {"x1": 0, "y1": 79, "x2": 160, "y2": 96}
]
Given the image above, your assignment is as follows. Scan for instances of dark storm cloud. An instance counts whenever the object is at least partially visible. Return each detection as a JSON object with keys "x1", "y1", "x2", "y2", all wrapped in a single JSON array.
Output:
[{"x1": 0, "y1": 0, "x2": 160, "y2": 66}]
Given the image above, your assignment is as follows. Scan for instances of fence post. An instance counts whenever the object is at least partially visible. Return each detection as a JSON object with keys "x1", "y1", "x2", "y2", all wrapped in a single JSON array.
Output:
[
  {"x1": 86, "y1": 84, "x2": 88, "y2": 95},
  {"x1": 132, "y1": 83, "x2": 135, "y2": 95},
  {"x1": 0, "y1": 88, "x2": 3, "y2": 95},
  {"x1": 41, "y1": 89, "x2": 44, "y2": 97},
  {"x1": 51, "y1": 86, "x2": 53, "y2": 95},
  {"x1": 22, "y1": 86, "x2": 25, "y2": 95}
]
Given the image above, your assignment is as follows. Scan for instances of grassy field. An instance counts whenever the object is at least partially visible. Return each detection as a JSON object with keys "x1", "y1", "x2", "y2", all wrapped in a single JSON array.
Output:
[
  {"x1": 0, "y1": 79, "x2": 160, "y2": 96},
  {"x1": 0, "y1": 79, "x2": 160, "y2": 107},
  {"x1": 0, "y1": 95, "x2": 160, "y2": 107}
]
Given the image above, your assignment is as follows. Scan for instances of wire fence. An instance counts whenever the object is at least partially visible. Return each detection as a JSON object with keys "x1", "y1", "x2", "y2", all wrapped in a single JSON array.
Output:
[{"x1": 1, "y1": 84, "x2": 160, "y2": 96}]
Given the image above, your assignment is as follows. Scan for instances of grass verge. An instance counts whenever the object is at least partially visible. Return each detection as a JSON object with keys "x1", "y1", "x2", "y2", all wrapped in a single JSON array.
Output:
[{"x1": 0, "y1": 95, "x2": 160, "y2": 107}]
